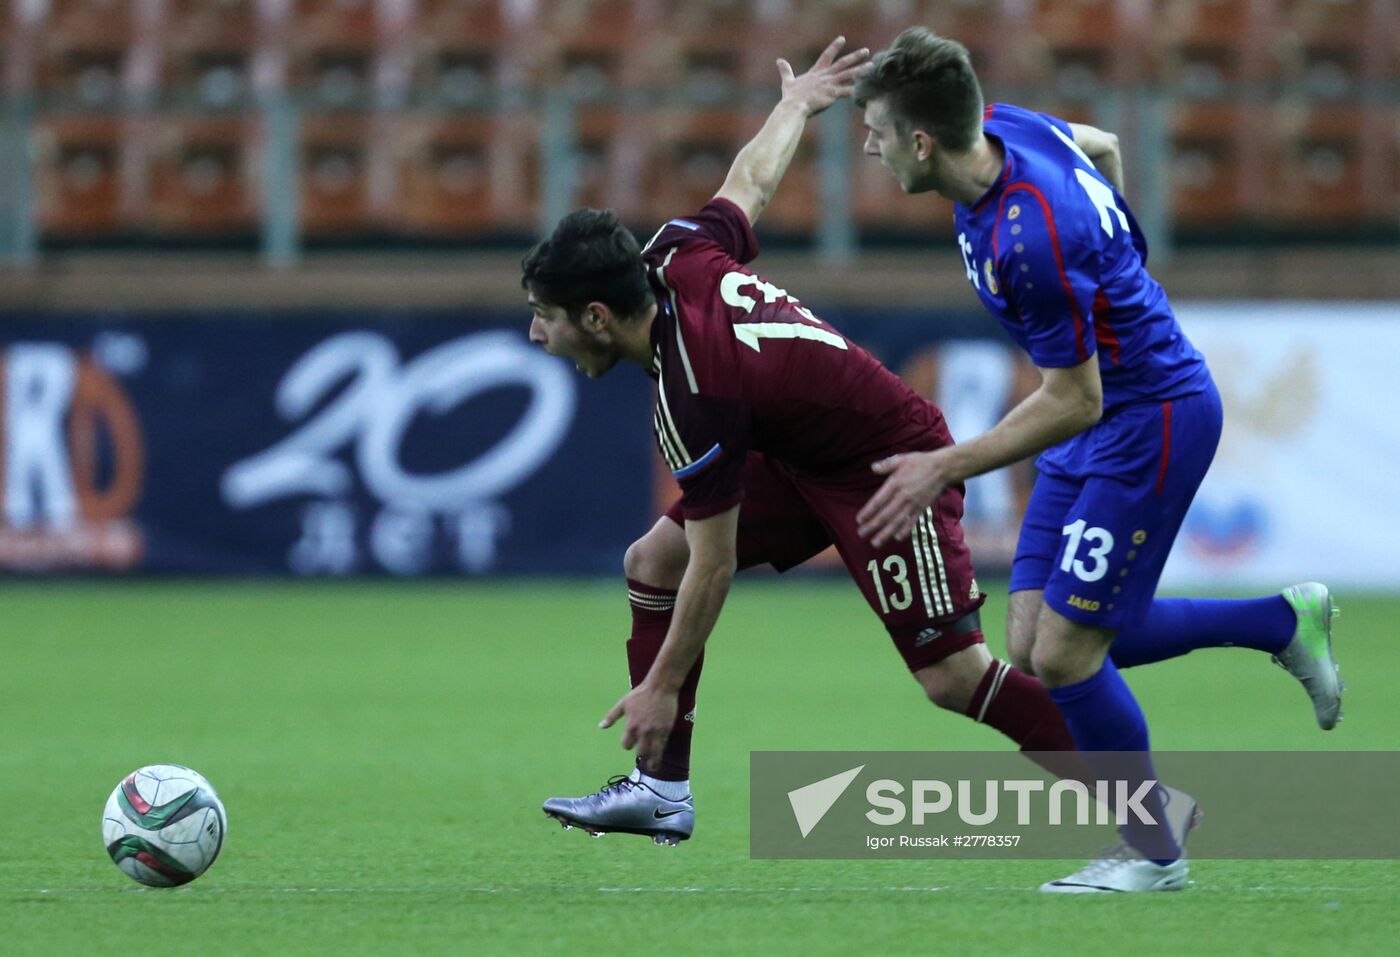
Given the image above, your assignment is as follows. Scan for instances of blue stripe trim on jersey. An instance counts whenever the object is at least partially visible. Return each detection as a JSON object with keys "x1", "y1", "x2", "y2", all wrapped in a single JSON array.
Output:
[
  {"x1": 668, "y1": 219, "x2": 701, "y2": 231},
  {"x1": 673, "y1": 443, "x2": 722, "y2": 478}
]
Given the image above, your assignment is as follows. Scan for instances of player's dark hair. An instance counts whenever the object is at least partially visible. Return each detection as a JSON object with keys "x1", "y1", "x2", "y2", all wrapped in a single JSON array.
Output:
[
  {"x1": 854, "y1": 27, "x2": 984, "y2": 153},
  {"x1": 520, "y1": 208, "x2": 654, "y2": 322}
]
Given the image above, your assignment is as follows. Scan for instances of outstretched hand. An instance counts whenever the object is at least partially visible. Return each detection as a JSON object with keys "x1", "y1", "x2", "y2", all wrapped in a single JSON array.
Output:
[
  {"x1": 599, "y1": 682, "x2": 679, "y2": 774},
  {"x1": 856, "y1": 449, "x2": 960, "y2": 547},
  {"x1": 778, "y1": 36, "x2": 872, "y2": 118}
]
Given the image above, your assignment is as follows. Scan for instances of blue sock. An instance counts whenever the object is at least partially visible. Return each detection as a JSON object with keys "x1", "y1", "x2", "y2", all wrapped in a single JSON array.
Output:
[
  {"x1": 1109, "y1": 596, "x2": 1296, "y2": 669},
  {"x1": 1047, "y1": 660, "x2": 1178, "y2": 864}
]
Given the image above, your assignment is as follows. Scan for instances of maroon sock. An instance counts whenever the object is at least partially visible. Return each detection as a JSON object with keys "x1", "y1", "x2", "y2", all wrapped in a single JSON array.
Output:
[
  {"x1": 966, "y1": 660, "x2": 1091, "y2": 782},
  {"x1": 625, "y1": 579, "x2": 700, "y2": 781}
]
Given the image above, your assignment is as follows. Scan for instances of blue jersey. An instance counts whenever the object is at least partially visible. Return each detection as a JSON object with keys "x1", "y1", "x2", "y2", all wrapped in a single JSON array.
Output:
[{"x1": 953, "y1": 104, "x2": 1212, "y2": 473}]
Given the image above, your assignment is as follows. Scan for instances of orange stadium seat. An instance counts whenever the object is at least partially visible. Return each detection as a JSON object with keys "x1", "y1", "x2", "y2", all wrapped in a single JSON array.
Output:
[
  {"x1": 1006, "y1": 0, "x2": 1143, "y2": 92},
  {"x1": 1149, "y1": 0, "x2": 1271, "y2": 91},
  {"x1": 158, "y1": 0, "x2": 259, "y2": 107},
  {"x1": 31, "y1": 117, "x2": 127, "y2": 237},
  {"x1": 909, "y1": 0, "x2": 1014, "y2": 82},
  {"x1": 288, "y1": 40, "x2": 376, "y2": 108},
  {"x1": 41, "y1": 0, "x2": 137, "y2": 47},
  {"x1": 146, "y1": 117, "x2": 260, "y2": 234},
  {"x1": 571, "y1": 106, "x2": 630, "y2": 215},
  {"x1": 632, "y1": 105, "x2": 820, "y2": 234},
  {"x1": 640, "y1": 0, "x2": 778, "y2": 91},
  {"x1": 392, "y1": 116, "x2": 530, "y2": 236},
  {"x1": 639, "y1": 109, "x2": 744, "y2": 228},
  {"x1": 287, "y1": 0, "x2": 378, "y2": 46},
  {"x1": 525, "y1": 1, "x2": 642, "y2": 93},
  {"x1": 1268, "y1": 0, "x2": 1387, "y2": 95},
  {"x1": 410, "y1": 0, "x2": 507, "y2": 102},
  {"x1": 1166, "y1": 103, "x2": 1249, "y2": 227},
  {"x1": 281, "y1": 0, "x2": 381, "y2": 107},
  {"x1": 300, "y1": 114, "x2": 379, "y2": 237},
  {"x1": 163, "y1": 0, "x2": 260, "y2": 42},
  {"x1": 1266, "y1": 106, "x2": 1370, "y2": 226},
  {"x1": 34, "y1": 39, "x2": 127, "y2": 108}
]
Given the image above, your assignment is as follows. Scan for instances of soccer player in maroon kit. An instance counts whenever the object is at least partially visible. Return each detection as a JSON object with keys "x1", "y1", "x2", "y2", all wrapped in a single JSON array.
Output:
[{"x1": 526, "y1": 38, "x2": 1085, "y2": 845}]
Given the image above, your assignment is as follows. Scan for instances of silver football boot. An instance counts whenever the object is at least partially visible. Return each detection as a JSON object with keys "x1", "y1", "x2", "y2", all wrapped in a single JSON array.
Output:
[
  {"x1": 1275, "y1": 582, "x2": 1344, "y2": 730},
  {"x1": 1040, "y1": 784, "x2": 1200, "y2": 894},
  {"x1": 543, "y1": 775, "x2": 694, "y2": 846}
]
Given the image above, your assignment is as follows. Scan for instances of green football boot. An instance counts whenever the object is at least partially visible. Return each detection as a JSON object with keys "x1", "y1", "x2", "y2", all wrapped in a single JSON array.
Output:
[{"x1": 1275, "y1": 582, "x2": 1343, "y2": 730}]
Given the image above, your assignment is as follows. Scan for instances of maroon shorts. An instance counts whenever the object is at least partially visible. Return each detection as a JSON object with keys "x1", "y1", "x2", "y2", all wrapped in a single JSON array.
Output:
[{"x1": 666, "y1": 453, "x2": 986, "y2": 671}]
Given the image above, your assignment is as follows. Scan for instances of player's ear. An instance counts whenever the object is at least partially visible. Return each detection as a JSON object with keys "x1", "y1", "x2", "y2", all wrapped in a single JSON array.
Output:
[
  {"x1": 913, "y1": 129, "x2": 936, "y2": 161},
  {"x1": 580, "y1": 302, "x2": 611, "y2": 333}
]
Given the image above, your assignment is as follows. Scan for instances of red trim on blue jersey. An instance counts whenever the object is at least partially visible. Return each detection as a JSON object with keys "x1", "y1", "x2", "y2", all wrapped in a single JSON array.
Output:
[
  {"x1": 1001, "y1": 182, "x2": 1087, "y2": 362},
  {"x1": 1155, "y1": 401, "x2": 1173, "y2": 496},
  {"x1": 1091, "y1": 288, "x2": 1122, "y2": 366}
]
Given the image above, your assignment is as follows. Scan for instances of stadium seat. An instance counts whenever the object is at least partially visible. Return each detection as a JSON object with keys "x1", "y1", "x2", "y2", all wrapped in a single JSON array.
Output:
[
  {"x1": 1004, "y1": 0, "x2": 1140, "y2": 92},
  {"x1": 1166, "y1": 103, "x2": 1250, "y2": 227},
  {"x1": 300, "y1": 114, "x2": 378, "y2": 237},
  {"x1": 1280, "y1": 0, "x2": 1398, "y2": 100},
  {"x1": 391, "y1": 116, "x2": 529, "y2": 236},
  {"x1": 909, "y1": 0, "x2": 1015, "y2": 82},
  {"x1": 637, "y1": 109, "x2": 789, "y2": 230},
  {"x1": 158, "y1": 0, "x2": 258, "y2": 108},
  {"x1": 286, "y1": 0, "x2": 378, "y2": 46},
  {"x1": 31, "y1": 117, "x2": 126, "y2": 237},
  {"x1": 34, "y1": 37, "x2": 127, "y2": 108},
  {"x1": 640, "y1": 0, "x2": 788, "y2": 94},
  {"x1": 146, "y1": 117, "x2": 260, "y2": 234},
  {"x1": 1149, "y1": 0, "x2": 1270, "y2": 93},
  {"x1": 1266, "y1": 105, "x2": 1371, "y2": 226},
  {"x1": 40, "y1": 0, "x2": 137, "y2": 47},
  {"x1": 288, "y1": 42, "x2": 376, "y2": 109},
  {"x1": 525, "y1": 1, "x2": 642, "y2": 95},
  {"x1": 571, "y1": 106, "x2": 629, "y2": 215},
  {"x1": 409, "y1": 0, "x2": 507, "y2": 104}
]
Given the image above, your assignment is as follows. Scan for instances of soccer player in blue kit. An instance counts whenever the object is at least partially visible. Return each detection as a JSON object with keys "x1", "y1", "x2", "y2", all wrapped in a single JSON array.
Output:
[{"x1": 851, "y1": 28, "x2": 1343, "y2": 892}]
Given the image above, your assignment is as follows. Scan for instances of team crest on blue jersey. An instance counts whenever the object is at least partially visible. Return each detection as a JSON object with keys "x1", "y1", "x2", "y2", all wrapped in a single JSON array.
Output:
[{"x1": 983, "y1": 259, "x2": 999, "y2": 295}]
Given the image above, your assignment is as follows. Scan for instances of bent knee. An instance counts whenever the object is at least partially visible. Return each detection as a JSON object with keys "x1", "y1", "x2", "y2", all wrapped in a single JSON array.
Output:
[
  {"x1": 623, "y1": 520, "x2": 689, "y2": 588},
  {"x1": 1006, "y1": 634, "x2": 1036, "y2": 675},
  {"x1": 914, "y1": 644, "x2": 992, "y2": 713}
]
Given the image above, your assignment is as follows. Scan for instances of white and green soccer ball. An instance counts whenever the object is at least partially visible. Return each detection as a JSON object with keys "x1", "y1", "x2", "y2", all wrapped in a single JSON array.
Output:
[{"x1": 102, "y1": 765, "x2": 227, "y2": 887}]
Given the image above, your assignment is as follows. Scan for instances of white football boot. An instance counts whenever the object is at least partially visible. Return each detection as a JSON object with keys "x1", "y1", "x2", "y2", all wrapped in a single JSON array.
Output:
[
  {"x1": 1040, "y1": 784, "x2": 1200, "y2": 894},
  {"x1": 1275, "y1": 582, "x2": 1344, "y2": 730},
  {"x1": 542, "y1": 775, "x2": 694, "y2": 846}
]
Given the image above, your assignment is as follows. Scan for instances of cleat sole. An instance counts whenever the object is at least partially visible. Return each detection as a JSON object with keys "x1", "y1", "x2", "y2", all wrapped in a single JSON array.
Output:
[{"x1": 542, "y1": 809, "x2": 689, "y2": 844}]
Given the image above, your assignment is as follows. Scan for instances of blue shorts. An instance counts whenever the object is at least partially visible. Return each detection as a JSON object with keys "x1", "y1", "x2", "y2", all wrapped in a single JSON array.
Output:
[{"x1": 1009, "y1": 380, "x2": 1223, "y2": 630}]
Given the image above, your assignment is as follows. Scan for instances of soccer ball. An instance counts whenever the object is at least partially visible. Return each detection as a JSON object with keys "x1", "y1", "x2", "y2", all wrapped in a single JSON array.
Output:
[{"x1": 102, "y1": 765, "x2": 227, "y2": 887}]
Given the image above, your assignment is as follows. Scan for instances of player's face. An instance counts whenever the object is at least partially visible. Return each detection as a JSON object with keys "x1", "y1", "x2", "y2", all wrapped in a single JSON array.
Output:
[
  {"x1": 863, "y1": 98, "x2": 928, "y2": 193},
  {"x1": 527, "y1": 296, "x2": 620, "y2": 378}
]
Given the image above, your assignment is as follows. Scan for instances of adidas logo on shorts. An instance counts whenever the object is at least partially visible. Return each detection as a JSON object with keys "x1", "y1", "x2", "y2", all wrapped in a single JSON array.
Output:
[{"x1": 914, "y1": 627, "x2": 942, "y2": 647}]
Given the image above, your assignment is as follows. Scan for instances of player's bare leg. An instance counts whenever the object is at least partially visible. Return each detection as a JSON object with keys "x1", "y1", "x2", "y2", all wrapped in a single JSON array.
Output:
[
  {"x1": 1005, "y1": 588, "x2": 1044, "y2": 675},
  {"x1": 913, "y1": 642, "x2": 994, "y2": 712},
  {"x1": 543, "y1": 518, "x2": 697, "y2": 845}
]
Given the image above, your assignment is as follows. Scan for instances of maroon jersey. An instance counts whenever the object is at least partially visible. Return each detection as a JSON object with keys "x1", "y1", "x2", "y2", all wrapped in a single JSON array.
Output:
[{"x1": 642, "y1": 199, "x2": 954, "y2": 520}]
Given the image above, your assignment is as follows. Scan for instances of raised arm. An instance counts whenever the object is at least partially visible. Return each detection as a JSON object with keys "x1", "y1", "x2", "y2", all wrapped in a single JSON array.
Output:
[
  {"x1": 1070, "y1": 122, "x2": 1125, "y2": 194},
  {"x1": 715, "y1": 36, "x2": 870, "y2": 226}
]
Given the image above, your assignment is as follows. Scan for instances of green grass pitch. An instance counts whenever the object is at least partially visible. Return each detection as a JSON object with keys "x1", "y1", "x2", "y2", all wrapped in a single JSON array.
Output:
[{"x1": 4, "y1": 580, "x2": 1398, "y2": 956}]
